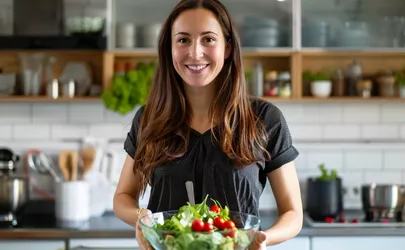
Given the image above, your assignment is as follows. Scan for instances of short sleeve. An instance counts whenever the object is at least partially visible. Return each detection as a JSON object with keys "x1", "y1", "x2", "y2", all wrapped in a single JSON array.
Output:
[
  {"x1": 254, "y1": 100, "x2": 299, "y2": 173},
  {"x1": 124, "y1": 105, "x2": 145, "y2": 159}
]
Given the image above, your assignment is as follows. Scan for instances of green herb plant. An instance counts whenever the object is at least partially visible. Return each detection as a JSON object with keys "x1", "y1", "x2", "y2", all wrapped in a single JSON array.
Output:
[
  {"x1": 302, "y1": 70, "x2": 331, "y2": 82},
  {"x1": 316, "y1": 163, "x2": 338, "y2": 181},
  {"x1": 101, "y1": 61, "x2": 156, "y2": 115},
  {"x1": 395, "y1": 71, "x2": 405, "y2": 87}
]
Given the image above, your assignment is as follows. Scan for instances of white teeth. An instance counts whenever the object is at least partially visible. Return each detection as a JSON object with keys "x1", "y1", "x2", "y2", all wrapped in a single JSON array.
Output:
[{"x1": 187, "y1": 65, "x2": 208, "y2": 71}]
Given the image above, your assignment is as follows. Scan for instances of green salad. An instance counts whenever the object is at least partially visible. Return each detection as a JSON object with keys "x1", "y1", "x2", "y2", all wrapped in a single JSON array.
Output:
[{"x1": 142, "y1": 195, "x2": 252, "y2": 250}]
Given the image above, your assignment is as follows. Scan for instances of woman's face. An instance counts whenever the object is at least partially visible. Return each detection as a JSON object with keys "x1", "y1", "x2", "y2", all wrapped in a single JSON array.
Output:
[{"x1": 171, "y1": 8, "x2": 230, "y2": 88}]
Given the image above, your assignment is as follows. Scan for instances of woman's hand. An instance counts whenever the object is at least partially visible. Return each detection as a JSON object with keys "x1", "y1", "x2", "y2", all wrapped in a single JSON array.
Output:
[
  {"x1": 135, "y1": 208, "x2": 153, "y2": 250},
  {"x1": 248, "y1": 231, "x2": 267, "y2": 250}
]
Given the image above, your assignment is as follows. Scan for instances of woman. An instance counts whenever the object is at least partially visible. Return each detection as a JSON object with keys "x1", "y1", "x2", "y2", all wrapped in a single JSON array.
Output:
[{"x1": 113, "y1": 0, "x2": 303, "y2": 249}]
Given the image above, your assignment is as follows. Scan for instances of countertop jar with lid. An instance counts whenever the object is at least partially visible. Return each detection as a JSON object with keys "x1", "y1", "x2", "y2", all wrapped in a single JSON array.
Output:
[{"x1": 278, "y1": 71, "x2": 292, "y2": 98}]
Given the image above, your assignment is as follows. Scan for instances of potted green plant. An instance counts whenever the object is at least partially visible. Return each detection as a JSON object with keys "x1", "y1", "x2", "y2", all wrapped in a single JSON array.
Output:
[
  {"x1": 310, "y1": 71, "x2": 332, "y2": 98},
  {"x1": 305, "y1": 163, "x2": 343, "y2": 221},
  {"x1": 395, "y1": 71, "x2": 405, "y2": 98}
]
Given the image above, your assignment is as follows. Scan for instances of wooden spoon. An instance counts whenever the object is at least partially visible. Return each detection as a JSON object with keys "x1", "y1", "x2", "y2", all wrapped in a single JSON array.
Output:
[
  {"x1": 81, "y1": 146, "x2": 95, "y2": 177},
  {"x1": 58, "y1": 150, "x2": 71, "y2": 181}
]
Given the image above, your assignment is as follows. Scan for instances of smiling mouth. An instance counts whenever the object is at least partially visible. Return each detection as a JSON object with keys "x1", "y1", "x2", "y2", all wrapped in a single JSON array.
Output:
[{"x1": 186, "y1": 64, "x2": 209, "y2": 72}]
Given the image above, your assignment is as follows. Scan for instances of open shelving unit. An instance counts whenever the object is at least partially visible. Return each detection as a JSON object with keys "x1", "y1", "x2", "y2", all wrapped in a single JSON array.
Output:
[
  {"x1": 1, "y1": 0, "x2": 405, "y2": 103},
  {"x1": 1, "y1": 48, "x2": 405, "y2": 103}
]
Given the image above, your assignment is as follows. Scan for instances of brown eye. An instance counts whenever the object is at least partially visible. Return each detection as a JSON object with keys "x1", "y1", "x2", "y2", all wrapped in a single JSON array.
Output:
[
  {"x1": 178, "y1": 38, "x2": 188, "y2": 43},
  {"x1": 204, "y1": 37, "x2": 215, "y2": 43}
]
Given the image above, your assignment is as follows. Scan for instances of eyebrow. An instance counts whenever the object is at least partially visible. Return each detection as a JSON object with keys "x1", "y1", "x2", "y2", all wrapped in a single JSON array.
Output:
[{"x1": 174, "y1": 31, "x2": 218, "y2": 36}]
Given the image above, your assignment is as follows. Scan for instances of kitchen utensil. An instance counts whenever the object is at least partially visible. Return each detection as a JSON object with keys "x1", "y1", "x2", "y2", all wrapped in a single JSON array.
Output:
[
  {"x1": 361, "y1": 184, "x2": 405, "y2": 212},
  {"x1": 139, "y1": 210, "x2": 260, "y2": 250},
  {"x1": 58, "y1": 150, "x2": 79, "y2": 181},
  {"x1": 185, "y1": 181, "x2": 195, "y2": 206},
  {"x1": 27, "y1": 151, "x2": 48, "y2": 174},
  {"x1": 55, "y1": 180, "x2": 90, "y2": 223},
  {"x1": 81, "y1": 146, "x2": 95, "y2": 177},
  {"x1": 38, "y1": 153, "x2": 62, "y2": 182},
  {"x1": 305, "y1": 177, "x2": 344, "y2": 221},
  {"x1": 0, "y1": 148, "x2": 28, "y2": 224}
]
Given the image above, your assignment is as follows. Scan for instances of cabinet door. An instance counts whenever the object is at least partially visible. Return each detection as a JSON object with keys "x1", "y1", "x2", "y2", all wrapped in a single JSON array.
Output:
[
  {"x1": 112, "y1": 0, "x2": 294, "y2": 49},
  {"x1": 69, "y1": 238, "x2": 139, "y2": 249},
  {"x1": 311, "y1": 236, "x2": 405, "y2": 250},
  {"x1": 267, "y1": 237, "x2": 310, "y2": 250},
  {"x1": 301, "y1": 0, "x2": 405, "y2": 49},
  {"x1": 0, "y1": 240, "x2": 65, "y2": 250}
]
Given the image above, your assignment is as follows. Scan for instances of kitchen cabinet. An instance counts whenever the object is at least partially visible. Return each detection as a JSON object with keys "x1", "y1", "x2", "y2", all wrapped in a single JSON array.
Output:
[
  {"x1": 0, "y1": 240, "x2": 65, "y2": 250},
  {"x1": 69, "y1": 238, "x2": 139, "y2": 249},
  {"x1": 301, "y1": 0, "x2": 405, "y2": 49},
  {"x1": 106, "y1": 0, "x2": 405, "y2": 105},
  {"x1": 311, "y1": 236, "x2": 405, "y2": 250},
  {"x1": 268, "y1": 237, "x2": 310, "y2": 250},
  {"x1": 111, "y1": 0, "x2": 293, "y2": 50}
]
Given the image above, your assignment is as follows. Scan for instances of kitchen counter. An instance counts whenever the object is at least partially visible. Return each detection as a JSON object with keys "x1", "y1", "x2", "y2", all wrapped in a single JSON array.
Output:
[{"x1": 1, "y1": 210, "x2": 405, "y2": 240}]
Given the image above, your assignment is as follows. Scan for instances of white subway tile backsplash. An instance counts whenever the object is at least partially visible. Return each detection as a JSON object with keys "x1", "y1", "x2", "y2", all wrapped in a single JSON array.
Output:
[
  {"x1": 104, "y1": 105, "x2": 140, "y2": 125},
  {"x1": 342, "y1": 104, "x2": 380, "y2": 123},
  {"x1": 322, "y1": 124, "x2": 361, "y2": 140},
  {"x1": 68, "y1": 103, "x2": 105, "y2": 124},
  {"x1": 344, "y1": 151, "x2": 383, "y2": 169},
  {"x1": 89, "y1": 124, "x2": 126, "y2": 139},
  {"x1": 0, "y1": 103, "x2": 31, "y2": 123},
  {"x1": 0, "y1": 125, "x2": 12, "y2": 139},
  {"x1": 52, "y1": 124, "x2": 89, "y2": 140},
  {"x1": 1, "y1": 100, "x2": 405, "y2": 211},
  {"x1": 293, "y1": 151, "x2": 307, "y2": 169},
  {"x1": 32, "y1": 104, "x2": 68, "y2": 123},
  {"x1": 319, "y1": 104, "x2": 342, "y2": 124},
  {"x1": 259, "y1": 182, "x2": 276, "y2": 210},
  {"x1": 276, "y1": 104, "x2": 306, "y2": 123},
  {"x1": 307, "y1": 151, "x2": 344, "y2": 170},
  {"x1": 401, "y1": 125, "x2": 405, "y2": 139},
  {"x1": 289, "y1": 124, "x2": 322, "y2": 140},
  {"x1": 384, "y1": 151, "x2": 405, "y2": 169},
  {"x1": 13, "y1": 124, "x2": 50, "y2": 140},
  {"x1": 380, "y1": 104, "x2": 405, "y2": 123},
  {"x1": 339, "y1": 171, "x2": 363, "y2": 208},
  {"x1": 361, "y1": 124, "x2": 399, "y2": 140},
  {"x1": 363, "y1": 171, "x2": 402, "y2": 184}
]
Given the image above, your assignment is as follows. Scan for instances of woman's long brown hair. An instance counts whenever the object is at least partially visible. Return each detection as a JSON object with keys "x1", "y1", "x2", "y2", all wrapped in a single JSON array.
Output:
[{"x1": 133, "y1": 0, "x2": 269, "y2": 197}]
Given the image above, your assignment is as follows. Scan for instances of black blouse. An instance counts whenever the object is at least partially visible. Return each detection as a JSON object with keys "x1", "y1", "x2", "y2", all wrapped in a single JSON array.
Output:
[{"x1": 124, "y1": 98, "x2": 299, "y2": 217}]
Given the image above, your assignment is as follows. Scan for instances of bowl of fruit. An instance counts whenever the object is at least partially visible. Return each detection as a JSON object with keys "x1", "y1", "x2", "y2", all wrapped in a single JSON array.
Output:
[{"x1": 139, "y1": 196, "x2": 261, "y2": 250}]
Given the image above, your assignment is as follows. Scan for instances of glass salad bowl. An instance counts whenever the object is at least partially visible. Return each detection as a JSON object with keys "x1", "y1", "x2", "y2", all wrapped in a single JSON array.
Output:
[{"x1": 139, "y1": 210, "x2": 261, "y2": 250}]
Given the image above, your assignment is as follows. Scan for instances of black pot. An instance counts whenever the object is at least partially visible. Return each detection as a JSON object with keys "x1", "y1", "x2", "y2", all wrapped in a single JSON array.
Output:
[{"x1": 305, "y1": 177, "x2": 344, "y2": 221}]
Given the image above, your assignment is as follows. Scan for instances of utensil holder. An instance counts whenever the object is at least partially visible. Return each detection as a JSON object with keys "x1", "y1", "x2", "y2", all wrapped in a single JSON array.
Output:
[{"x1": 55, "y1": 181, "x2": 90, "y2": 222}]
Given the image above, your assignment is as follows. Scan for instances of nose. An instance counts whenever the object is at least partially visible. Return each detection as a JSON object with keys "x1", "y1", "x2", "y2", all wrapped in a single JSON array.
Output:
[{"x1": 189, "y1": 42, "x2": 203, "y2": 60}]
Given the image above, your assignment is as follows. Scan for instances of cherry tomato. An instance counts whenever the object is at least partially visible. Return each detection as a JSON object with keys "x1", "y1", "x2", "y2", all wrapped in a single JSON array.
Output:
[
  {"x1": 338, "y1": 218, "x2": 346, "y2": 223},
  {"x1": 191, "y1": 219, "x2": 205, "y2": 232},
  {"x1": 223, "y1": 220, "x2": 236, "y2": 229},
  {"x1": 351, "y1": 218, "x2": 359, "y2": 223},
  {"x1": 213, "y1": 217, "x2": 225, "y2": 230},
  {"x1": 324, "y1": 217, "x2": 334, "y2": 223},
  {"x1": 203, "y1": 222, "x2": 214, "y2": 232},
  {"x1": 224, "y1": 228, "x2": 237, "y2": 238},
  {"x1": 210, "y1": 205, "x2": 221, "y2": 213}
]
